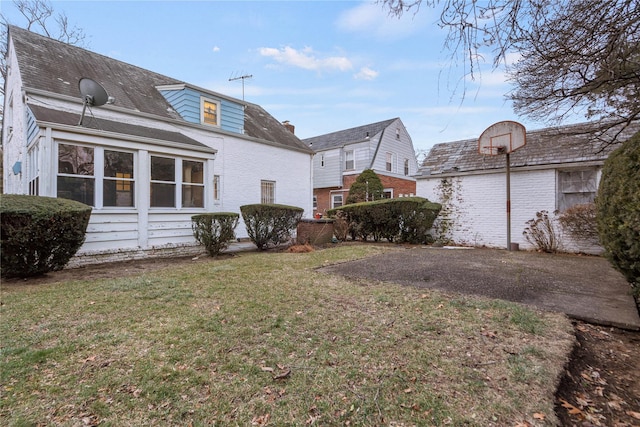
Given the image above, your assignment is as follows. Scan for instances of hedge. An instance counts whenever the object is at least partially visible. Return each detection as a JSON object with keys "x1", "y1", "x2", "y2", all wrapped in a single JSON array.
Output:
[
  {"x1": 192, "y1": 212, "x2": 239, "y2": 256},
  {"x1": 1, "y1": 195, "x2": 92, "y2": 278},
  {"x1": 240, "y1": 204, "x2": 304, "y2": 250},
  {"x1": 328, "y1": 197, "x2": 441, "y2": 244}
]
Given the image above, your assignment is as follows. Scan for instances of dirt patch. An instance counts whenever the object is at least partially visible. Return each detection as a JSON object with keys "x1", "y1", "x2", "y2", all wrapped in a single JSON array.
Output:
[{"x1": 555, "y1": 321, "x2": 640, "y2": 426}]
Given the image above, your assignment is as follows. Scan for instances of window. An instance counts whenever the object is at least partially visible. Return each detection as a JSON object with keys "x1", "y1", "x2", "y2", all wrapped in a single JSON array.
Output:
[
  {"x1": 201, "y1": 98, "x2": 220, "y2": 126},
  {"x1": 28, "y1": 145, "x2": 39, "y2": 196},
  {"x1": 386, "y1": 152, "x2": 394, "y2": 172},
  {"x1": 383, "y1": 189, "x2": 393, "y2": 199},
  {"x1": 332, "y1": 194, "x2": 343, "y2": 208},
  {"x1": 558, "y1": 169, "x2": 597, "y2": 211},
  {"x1": 313, "y1": 195, "x2": 318, "y2": 210},
  {"x1": 320, "y1": 154, "x2": 325, "y2": 168},
  {"x1": 104, "y1": 150, "x2": 134, "y2": 207},
  {"x1": 396, "y1": 127, "x2": 400, "y2": 140},
  {"x1": 57, "y1": 143, "x2": 95, "y2": 205},
  {"x1": 404, "y1": 159, "x2": 410, "y2": 176},
  {"x1": 182, "y1": 160, "x2": 204, "y2": 207},
  {"x1": 345, "y1": 150, "x2": 354, "y2": 170},
  {"x1": 150, "y1": 156, "x2": 205, "y2": 208},
  {"x1": 261, "y1": 180, "x2": 275, "y2": 204},
  {"x1": 213, "y1": 175, "x2": 220, "y2": 201},
  {"x1": 150, "y1": 156, "x2": 176, "y2": 207}
]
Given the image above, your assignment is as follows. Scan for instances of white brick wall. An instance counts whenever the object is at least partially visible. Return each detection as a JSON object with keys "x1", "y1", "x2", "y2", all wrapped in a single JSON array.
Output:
[{"x1": 417, "y1": 168, "x2": 600, "y2": 252}]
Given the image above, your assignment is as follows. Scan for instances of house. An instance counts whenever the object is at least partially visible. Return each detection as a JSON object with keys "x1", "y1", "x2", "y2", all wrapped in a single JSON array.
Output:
[
  {"x1": 2, "y1": 26, "x2": 314, "y2": 265},
  {"x1": 415, "y1": 121, "x2": 639, "y2": 253},
  {"x1": 303, "y1": 118, "x2": 419, "y2": 214}
]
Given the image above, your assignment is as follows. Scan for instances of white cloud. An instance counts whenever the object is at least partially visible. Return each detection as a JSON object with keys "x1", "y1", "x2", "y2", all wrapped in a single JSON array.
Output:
[
  {"x1": 258, "y1": 46, "x2": 352, "y2": 72},
  {"x1": 354, "y1": 66, "x2": 379, "y2": 81},
  {"x1": 212, "y1": 46, "x2": 220, "y2": 52}
]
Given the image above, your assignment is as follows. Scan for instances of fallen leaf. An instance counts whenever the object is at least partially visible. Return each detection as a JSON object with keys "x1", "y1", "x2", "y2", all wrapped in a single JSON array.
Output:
[
  {"x1": 403, "y1": 388, "x2": 413, "y2": 393},
  {"x1": 261, "y1": 366, "x2": 274, "y2": 372},
  {"x1": 560, "y1": 399, "x2": 584, "y2": 416},
  {"x1": 607, "y1": 400, "x2": 623, "y2": 411},
  {"x1": 533, "y1": 412, "x2": 545, "y2": 420},
  {"x1": 273, "y1": 369, "x2": 291, "y2": 381},
  {"x1": 626, "y1": 410, "x2": 640, "y2": 420}
]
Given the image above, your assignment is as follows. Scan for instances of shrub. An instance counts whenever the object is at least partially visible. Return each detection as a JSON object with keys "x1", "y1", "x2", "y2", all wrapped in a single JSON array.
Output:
[
  {"x1": 522, "y1": 210, "x2": 560, "y2": 253},
  {"x1": 346, "y1": 169, "x2": 384, "y2": 204},
  {"x1": 329, "y1": 197, "x2": 441, "y2": 244},
  {"x1": 332, "y1": 210, "x2": 350, "y2": 242},
  {"x1": 240, "y1": 204, "x2": 304, "y2": 250},
  {"x1": 596, "y1": 132, "x2": 640, "y2": 292},
  {"x1": 558, "y1": 203, "x2": 599, "y2": 246},
  {"x1": 192, "y1": 212, "x2": 239, "y2": 256},
  {"x1": 1, "y1": 195, "x2": 92, "y2": 278}
]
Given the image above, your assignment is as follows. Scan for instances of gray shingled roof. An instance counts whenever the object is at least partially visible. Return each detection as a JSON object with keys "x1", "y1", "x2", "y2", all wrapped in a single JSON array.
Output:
[
  {"x1": 9, "y1": 26, "x2": 311, "y2": 154},
  {"x1": 419, "y1": 121, "x2": 640, "y2": 176},
  {"x1": 28, "y1": 104, "x2": 214, "y2": 152},
  {"x1": 303, "y1": 118, "x2": 398, "y2": 151}
]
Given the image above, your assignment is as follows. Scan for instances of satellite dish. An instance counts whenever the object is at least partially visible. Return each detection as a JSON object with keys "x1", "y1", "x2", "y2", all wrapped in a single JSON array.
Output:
[{"x1": 77, "y1": 77, "x2": 114, "y2": 125}]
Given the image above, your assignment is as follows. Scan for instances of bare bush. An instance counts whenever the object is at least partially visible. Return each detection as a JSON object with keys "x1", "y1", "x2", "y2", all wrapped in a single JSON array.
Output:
[{"x1": 523, "y1": 210, "x2": 561, "y2": 253}]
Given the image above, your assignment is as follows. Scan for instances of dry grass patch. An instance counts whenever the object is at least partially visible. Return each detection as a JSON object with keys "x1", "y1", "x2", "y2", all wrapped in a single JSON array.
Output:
[{"x1": 0, "y1": 245, "x2": 574, "y2": 426}]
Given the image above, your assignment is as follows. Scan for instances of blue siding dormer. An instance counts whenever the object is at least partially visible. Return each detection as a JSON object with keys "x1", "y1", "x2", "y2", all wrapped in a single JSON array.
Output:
[{"x1": 159, "y1": 86, "x2": 245, "y2": 134}]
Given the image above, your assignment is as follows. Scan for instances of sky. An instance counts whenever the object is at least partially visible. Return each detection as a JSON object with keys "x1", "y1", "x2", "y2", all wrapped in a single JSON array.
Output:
[{"x1": 1, "y1": 0, "x2": 574, "y2": 154}]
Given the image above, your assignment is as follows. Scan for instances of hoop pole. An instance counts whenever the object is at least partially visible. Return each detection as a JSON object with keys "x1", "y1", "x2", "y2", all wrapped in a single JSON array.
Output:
[{"x1": 506, "y1": 153, "x2": 511, "y2": 251}]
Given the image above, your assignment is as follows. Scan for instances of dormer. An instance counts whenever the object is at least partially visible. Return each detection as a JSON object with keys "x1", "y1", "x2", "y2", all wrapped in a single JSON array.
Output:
[{"x1": 157, "y1": 84, "x2": 245, "y2": 134}]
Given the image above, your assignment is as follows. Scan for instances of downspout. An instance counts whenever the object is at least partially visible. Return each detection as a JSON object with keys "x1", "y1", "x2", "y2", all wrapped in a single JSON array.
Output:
[{"x1": 369, "y1": 128, "x2": 386, "y2": 170}]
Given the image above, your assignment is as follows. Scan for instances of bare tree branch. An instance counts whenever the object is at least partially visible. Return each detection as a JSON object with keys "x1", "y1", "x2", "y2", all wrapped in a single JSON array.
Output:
[
  {"x1": 1, "y1": 0, "x2": 88, "y2": 119},
  {"x1": 380, "y1": 0, "x2": 640, "y2": 145}
]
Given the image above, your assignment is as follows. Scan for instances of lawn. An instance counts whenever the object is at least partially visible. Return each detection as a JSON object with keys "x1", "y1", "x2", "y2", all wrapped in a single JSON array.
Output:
[{"x1": 0, "y1": 245, "x2": 574, "y2": 426}]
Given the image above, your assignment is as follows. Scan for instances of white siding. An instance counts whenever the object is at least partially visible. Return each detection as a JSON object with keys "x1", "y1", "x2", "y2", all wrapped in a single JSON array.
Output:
[{"x1": 313, "y1": 148, "x2": 342, "y2": 188}]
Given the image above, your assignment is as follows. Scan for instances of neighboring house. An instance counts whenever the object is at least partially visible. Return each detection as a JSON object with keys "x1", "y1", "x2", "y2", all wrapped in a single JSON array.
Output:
[
  {"x1": 416, "y1": 121, "x2": 639, "y2": 253},
  {"x1": 303, "y1": 118, "x2": 419, "y2": 214},
  {"x1": 2, "y1": 26, "x2": 314, "y2": 265}
]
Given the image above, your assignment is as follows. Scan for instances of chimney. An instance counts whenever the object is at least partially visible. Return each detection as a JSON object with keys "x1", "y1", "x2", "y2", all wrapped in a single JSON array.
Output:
[{"x1": 282, "y1": 120, "x2": 295, "y2": 134}]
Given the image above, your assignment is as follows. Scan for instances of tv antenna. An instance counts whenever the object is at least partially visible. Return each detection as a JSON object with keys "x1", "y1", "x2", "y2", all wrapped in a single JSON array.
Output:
[
  {"x1": 228, "y1": 73, "x2": 253, "y2": 101},
  {"x1": 77, "y1": 77, "x2": 115, "y2": 126}
]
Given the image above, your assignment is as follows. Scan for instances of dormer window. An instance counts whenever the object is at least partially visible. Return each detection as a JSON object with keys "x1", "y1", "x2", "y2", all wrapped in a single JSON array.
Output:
[{"x1": 201, "y1": 98, "x2": 220, "y2": 126}]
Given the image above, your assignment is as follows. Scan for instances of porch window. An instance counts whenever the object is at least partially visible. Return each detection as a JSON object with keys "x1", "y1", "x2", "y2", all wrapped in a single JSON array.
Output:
[
  {"x1": 57, "y1": 143, "x2": 95, "y2": 206},
  {"x1": 182, "y1": 160, "x2": 204, "y2": 207},
  {"x1": 104, "y1": 150, "x2": 134, "y2": 207},
  {"x1": 557, "y1": 169, "x2": 597, "y2": 211},
  {"x1": 201, "y1": 98, "x2": 220, "y2": 126},
  {"x1": 261, "y1": 180, "x2": 275, "y2": 204},
  {"x1": 345, "y1": 150, "x2": 354, "y2": 171},
  {"x1": 150, "y1": 156, "x2": 176, "y2": 207}
]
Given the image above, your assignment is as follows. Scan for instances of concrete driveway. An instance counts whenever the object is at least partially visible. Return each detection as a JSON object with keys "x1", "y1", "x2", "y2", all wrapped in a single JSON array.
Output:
[{"x1": 318, "y1": 246, "x2": 640, "y2": 330}]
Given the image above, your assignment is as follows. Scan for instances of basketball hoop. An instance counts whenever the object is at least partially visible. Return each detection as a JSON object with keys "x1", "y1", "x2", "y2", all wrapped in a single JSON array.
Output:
[
  {"x1": 478, "y1": 121, "x2": 527, "y2": 251},
  {"x1": 478, "y1": 121, "x2": 526, "y2": 155}
]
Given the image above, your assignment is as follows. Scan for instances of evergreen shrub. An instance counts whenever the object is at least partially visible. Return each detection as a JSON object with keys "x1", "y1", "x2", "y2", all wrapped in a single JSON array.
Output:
[
  {"x1": 596, "y1": 132, "x2": 640, "y2": 292},
  {"x1": 240, "y1": 204, "x2": 304, "y2": 250},
  {"x1": 1, "y1": 195, "x2": 92, "y2": 278},
  {"x1": 192, "y1": 212, "x2": 239, "y2": 256},
  {"x1": 328, "y1": 197, "x2": 441, "y2": 243}
]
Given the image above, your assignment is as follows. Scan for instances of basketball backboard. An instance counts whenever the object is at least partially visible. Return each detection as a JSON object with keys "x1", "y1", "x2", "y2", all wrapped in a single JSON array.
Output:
[{"x1": 478, "y1": 121, "x2": 526, "y2": 155}]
